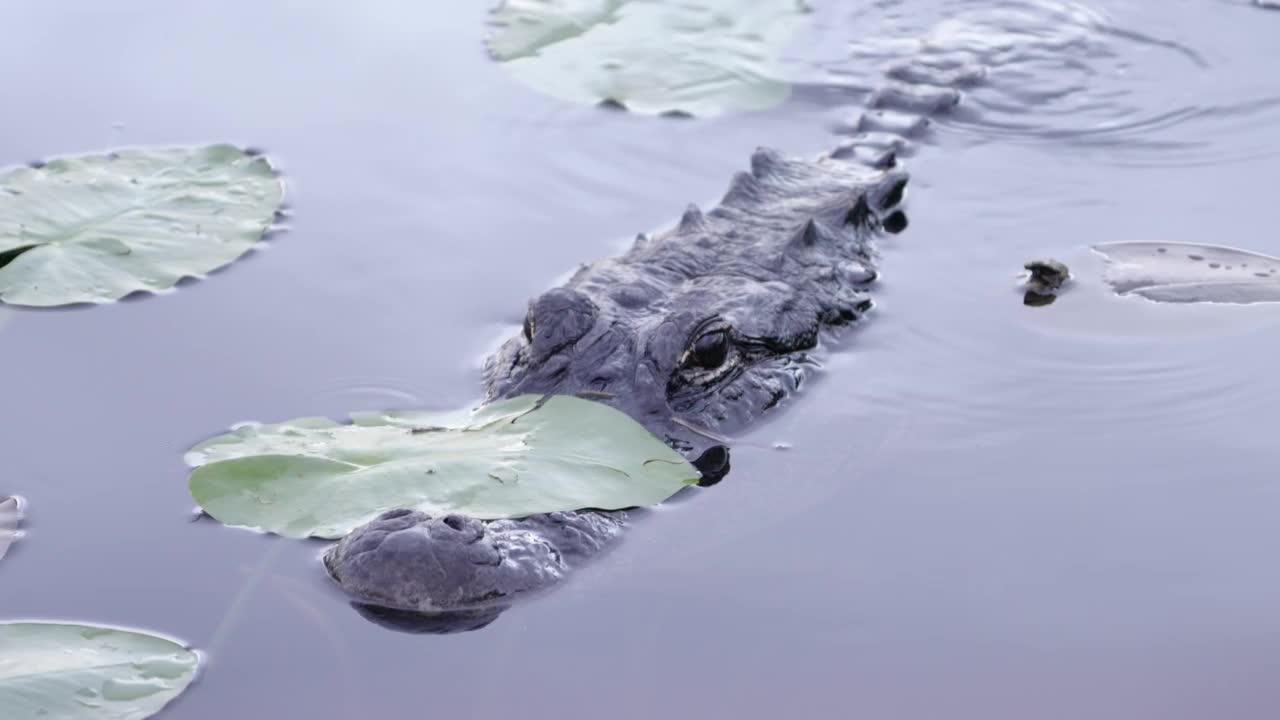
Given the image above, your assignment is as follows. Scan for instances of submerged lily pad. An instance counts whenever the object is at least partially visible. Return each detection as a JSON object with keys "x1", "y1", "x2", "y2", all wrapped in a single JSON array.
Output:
[
  {"x1": 486, "y1": 0, "x2": 810, "y2": 117},
  {"x1": 186, "y1": 394, "x2": 699, "y2": 539},
  {"x1": 0, "y1": 622, "x2": 200, "y2": 719},
  {"x1": 1094, "y1": 242, "x2": 1280, "y2": 304},
  {"x1": 0, "y1": 145, "x2": 283, "y2": 307},
  {"x1": 0, "y1": 496, "x2": 20, "y2": 562}
]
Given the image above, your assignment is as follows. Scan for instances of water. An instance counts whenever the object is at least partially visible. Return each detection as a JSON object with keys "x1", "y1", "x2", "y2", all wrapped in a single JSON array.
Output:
[{"x1": 1, "y1": 1, "x2": 1279, "y2": 718}]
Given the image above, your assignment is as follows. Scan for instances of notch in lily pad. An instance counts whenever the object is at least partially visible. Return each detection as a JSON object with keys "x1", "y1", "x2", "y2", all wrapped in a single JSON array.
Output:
[
  {"x1": 0, "y1": 622, "x2": 200, "y2": 719},
  {"x1": 0, "y1": 144, "x2": 284, "y2": 307},
  {"x1": 186, "y1": 394, "x2": 701, "y2": 540}
]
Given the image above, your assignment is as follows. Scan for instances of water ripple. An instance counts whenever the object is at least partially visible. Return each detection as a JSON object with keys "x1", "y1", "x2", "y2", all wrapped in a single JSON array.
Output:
[
  {"x1": 312, "y1": 375, "x2": 425, "y2": 409},
  {"x1": 788, "y1": 0, "x2": 1280, "y2": 166},
  {"x1": 836, "y1": 299, "x2": 1280, "y2": 439}
]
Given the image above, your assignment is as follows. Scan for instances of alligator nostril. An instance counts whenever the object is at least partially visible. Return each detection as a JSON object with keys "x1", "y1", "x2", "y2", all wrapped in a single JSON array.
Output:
[
  {"x1": 882, "y1": 211, "x2": 908, "y2": 234},
  {"x1": 442, "y1": 515, "x2": 468, "y2": 532},
  {"x1": 692, "y1": 445, "x2": 731, "y2": 486}
]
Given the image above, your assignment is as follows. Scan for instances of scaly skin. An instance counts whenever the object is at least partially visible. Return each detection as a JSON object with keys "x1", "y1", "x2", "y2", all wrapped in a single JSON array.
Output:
[
  {"x1": 325, "y1": 48, "x2": 981, "y2": 635},
  {"x1": 324, "y1": 151, "x2": 908, "y2": 631}
]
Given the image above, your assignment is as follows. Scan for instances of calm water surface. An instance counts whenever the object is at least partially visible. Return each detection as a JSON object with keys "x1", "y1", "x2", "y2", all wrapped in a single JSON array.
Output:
[{"x1": 1, "y1": 1, "x2": 1279, "y2": 718}]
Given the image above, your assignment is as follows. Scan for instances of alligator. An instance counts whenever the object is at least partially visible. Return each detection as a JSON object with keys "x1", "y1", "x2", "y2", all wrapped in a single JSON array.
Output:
[
  {"x1": 324, "y1": 149, "x2": 909, "y2": 631},
  {"x1": 322, "y1": 2, "x2": 1116, "y2": 632}
]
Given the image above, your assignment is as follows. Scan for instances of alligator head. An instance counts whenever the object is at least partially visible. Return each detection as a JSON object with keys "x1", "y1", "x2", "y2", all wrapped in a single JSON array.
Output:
[{"x1": 484, "y1": 147, "x2": 908, "y2": 477}]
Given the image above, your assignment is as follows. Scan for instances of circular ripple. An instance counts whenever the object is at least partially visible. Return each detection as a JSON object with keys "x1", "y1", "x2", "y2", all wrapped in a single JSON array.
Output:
[
  {"x1": 788, "y1": 0, "x2": 1280, "y2": 166},
  {"x1": 312, "y1": 375, "x2": 426, "y2": 409},
  {"x1": 839, "y1": 288, "x2": 1280, "y2": 440}
]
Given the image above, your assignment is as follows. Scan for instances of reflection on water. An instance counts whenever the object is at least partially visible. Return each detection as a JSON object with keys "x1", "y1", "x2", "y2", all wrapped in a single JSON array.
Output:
[
  {"x1": 0, "y1": 0, "x2": 1279, "y2": 717},
  {"x1": 352, "y1": 603, "x2": 506, "y2": 635}
]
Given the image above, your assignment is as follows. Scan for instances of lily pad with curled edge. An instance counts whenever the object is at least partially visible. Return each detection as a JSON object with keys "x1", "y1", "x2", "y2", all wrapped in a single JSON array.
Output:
[
  {"x1": 185, "y1": 394, "x2": 700, "y2": 540},
  {"x1": 486, "y1": 0, "x2": 811, "y2": 118},
  {"x1": 0, "y1": 145, "x2": 283, "y2": 307},
  {"x1": 0, "y1": 622, "x2": 200, "y2": 719},
  {"x1": 0, "y1": 496, "x2": 20, "y2": 562},
  {"x1": 1094, "y1": 242, "x2": 1280, "y2": 304}
]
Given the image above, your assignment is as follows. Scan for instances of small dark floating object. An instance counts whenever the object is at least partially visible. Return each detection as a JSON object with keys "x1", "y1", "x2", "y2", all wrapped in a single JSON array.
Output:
[
  {"x1": 597, "y1": 97, "x2": 629, "y2": 112},
  {"x1": 659, "y1": 108, "x2": 695, "y2": 120},
  {"x1": 1023, "y1": 259, "x2": 1070, "y2": 306},
  {"x1": 1025, "y1": 259, "x2": 1070, "y2": 291}
]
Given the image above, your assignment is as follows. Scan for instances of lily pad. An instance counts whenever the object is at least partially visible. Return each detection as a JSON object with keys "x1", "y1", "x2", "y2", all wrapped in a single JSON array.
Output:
[
  {"x1": 0, "y1": 622, "x2": 200, "y2": 720},
  {"x1": 0, "y1": 496, "x2": 20, "y2": 562},
  {"x1": 1094, "y1": 242, "x2": 1280, "y2": 304},
  {"x1": 186, "y1": 394, "x2": 699, "y2": 539},
  {"x1": 0, "y1": 144, "x2": 283, "y2": 307},
  {"x1": 486, "y1": 0, "x2": 810, "y2": 117}
]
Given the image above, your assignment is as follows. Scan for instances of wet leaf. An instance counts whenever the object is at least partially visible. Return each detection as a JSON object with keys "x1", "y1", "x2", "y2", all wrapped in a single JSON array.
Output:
[
  {"x1": 0, "y1": 145, "x2": 283, "y2": 307},
  {"x1": 1094, "y1": 242, "x2": 1280, "y2": 304},
  {"x1": 486, "y1": 0, "x2": 810, "y2": 117},
  {"x1": 0, "y1": 496, "x2": 20, "y2": 562},
  {"x1": 186, "y1": 394, "x2": 699, "y2": 539},
  {"x1": 0, "y1": 622, "x2": 200, "y2": 720}
]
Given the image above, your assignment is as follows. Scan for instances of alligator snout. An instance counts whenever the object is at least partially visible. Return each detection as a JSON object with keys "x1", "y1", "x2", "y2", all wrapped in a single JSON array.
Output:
[{"x1": 324, "y1": 509, "x2": 564, "y2": 613}]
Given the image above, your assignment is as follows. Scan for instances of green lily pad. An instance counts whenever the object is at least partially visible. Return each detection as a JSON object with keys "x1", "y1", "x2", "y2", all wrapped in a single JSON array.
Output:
[
  {"x1": 487, "y1": 0, "x2": 810, "y2": 117},
  {"x1": 1095, "y1": 242, "x2": 1280, "y2": 304},
  {"x1": 0, "y1": 496, "x2": 20, "y2": 562},
  {"x1": 186, "y1": 394, "x2": 699, "y2": 539},
  {"x1": 0, "y1": 144, "x2": 283, "y2": 307},
  {"x1": 0, "y1": 622, "x2": 200, "y2": 720}
]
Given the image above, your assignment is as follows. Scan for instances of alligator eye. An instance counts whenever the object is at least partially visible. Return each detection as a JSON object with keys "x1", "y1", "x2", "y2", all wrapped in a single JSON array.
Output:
[
  {"x1": 522, "y1": 311, "x2": 535, "y2": 343},
  {"x1": 686, "y1": 330, "x2": 729, "y2": 370}
]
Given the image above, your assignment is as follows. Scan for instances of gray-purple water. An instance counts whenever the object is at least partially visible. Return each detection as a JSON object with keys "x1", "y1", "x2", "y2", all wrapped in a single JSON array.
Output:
[{"x1": 1, "y1": 1, "x2": 1279, "y2": 717}]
